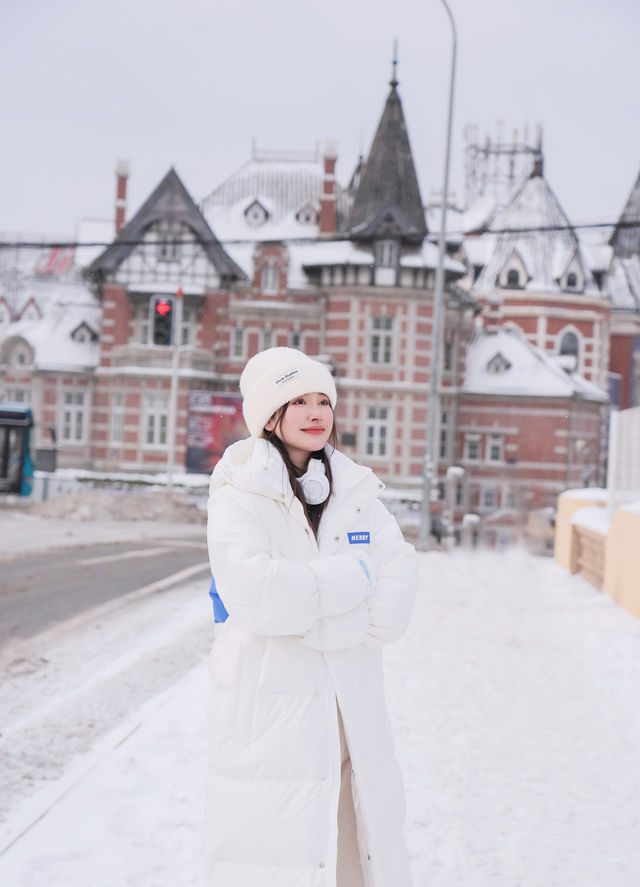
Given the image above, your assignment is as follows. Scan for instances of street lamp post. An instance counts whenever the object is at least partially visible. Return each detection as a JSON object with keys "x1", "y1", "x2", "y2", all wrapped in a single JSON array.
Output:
[{"x1": 419, "y1": 0, "x2": 457, "y2": 547}]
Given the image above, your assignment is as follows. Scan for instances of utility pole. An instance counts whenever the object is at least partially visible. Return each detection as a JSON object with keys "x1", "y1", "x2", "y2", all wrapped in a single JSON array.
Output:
[
  {"x1": 166, "y1": 287, "x2": 183, "y2": 492},
  {"x1": 419, "y1": 0, "x2": 457, "y2": 546}
]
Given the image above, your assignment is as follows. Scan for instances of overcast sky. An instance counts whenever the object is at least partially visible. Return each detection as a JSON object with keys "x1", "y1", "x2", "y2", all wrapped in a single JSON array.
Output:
[{"x1": 1, "y1": 0, "x2": 639, "y2": 241}]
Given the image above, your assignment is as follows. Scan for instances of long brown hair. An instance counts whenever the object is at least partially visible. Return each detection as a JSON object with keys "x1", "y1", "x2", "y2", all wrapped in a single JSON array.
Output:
[{"x1": 262, "y1": 400, "x2": 337, "y2": 537}]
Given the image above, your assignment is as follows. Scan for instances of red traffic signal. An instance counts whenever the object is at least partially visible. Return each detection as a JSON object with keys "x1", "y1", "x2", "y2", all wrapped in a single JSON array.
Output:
[{"x1": 153, "y1": 297, "x2": 174, "y2": 344}]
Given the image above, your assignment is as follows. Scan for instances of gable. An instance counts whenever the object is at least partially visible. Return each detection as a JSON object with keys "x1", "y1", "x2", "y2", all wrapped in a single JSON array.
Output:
[
  {"x1": 86, "y1": 167, "x2": 246, "y2": 286},
  {"x1": 498, "y1": 249, "x2": 528, "y2": 289}
]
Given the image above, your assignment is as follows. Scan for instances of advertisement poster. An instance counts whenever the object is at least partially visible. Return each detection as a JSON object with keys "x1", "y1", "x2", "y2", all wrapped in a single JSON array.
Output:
[{"x1": 186, "y1": 393, "x2": 246, "y2": 474}]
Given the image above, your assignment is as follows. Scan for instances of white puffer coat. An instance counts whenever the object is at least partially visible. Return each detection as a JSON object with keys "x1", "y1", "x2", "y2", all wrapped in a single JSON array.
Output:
[{"x1": 205, "y1": 437, "x2": 417, "y2": 887}]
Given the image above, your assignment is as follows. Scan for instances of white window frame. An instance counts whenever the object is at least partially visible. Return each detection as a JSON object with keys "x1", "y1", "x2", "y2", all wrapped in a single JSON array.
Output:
[
  {"x1": 143, "y1": 393, "x2": 169, "y2": 449},
  {"x1": 5, "y1": 387, "x2": 31, "y2": 404},
  {"x1": 262, "y1": 329, "x2": 273, "y2": 350},
  {"x1": 156, "y1": 221, "x2": 182, "y2": 263},
  {"x1": 370, "y1": 315, "x2": 394, "y2": 364},
  {"x1": 261, "y1": 265, "x2": 279, "y2": 294},
  {"x1": 365, "y1": 406, "x2": 390, "y2": 459},
  {"x1": 181, "y1": 306, "x2": 196, "y2": 346},
  {"x1": 375, "y1": 240, "x2": 398, "y2": 268},
  {"x1": 61, "y1": 391, "x2": 87, "y2": 444},
  {"x1": 482, "y1": 486, "x2": 498, "y2": 509},
  {"x1": 230, "y1": 327, "x2": 246, "y2": 360},
  {"x1": 110, "y1": 393, "x2": 125, "y2": 445},
  {"x1": 487, "y1": 433, "x2": 503, "y2": 463},
  {"x1": 290, "y1": 331, "x2": 302, "y2": 349},
  {"x1": 464, "y1": 432, "x2": 481, "y2": 461}
]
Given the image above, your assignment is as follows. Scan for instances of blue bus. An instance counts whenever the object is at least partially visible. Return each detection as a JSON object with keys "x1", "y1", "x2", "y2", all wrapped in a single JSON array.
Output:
[{"x1": 0, "y1": 404, "x2": 34, "y2": 496}]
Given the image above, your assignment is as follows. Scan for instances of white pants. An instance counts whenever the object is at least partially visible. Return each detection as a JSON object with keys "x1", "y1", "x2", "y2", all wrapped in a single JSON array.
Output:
[{"x1": 337, "y1": 707, "x2": 365, "y2": 887}]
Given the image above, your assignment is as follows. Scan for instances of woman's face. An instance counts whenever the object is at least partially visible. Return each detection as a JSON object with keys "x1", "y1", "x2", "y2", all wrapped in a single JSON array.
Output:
[{"x1": 265, "y1": 392, "x2": 334, "y2": 470}]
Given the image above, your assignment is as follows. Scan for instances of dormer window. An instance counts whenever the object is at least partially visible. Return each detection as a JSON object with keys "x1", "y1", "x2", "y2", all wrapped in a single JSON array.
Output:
[
  {"x1": 245, "y1": 200, "x2": 269, "y2": 227},
  {"x1": 71, "y1": 322, "x2": 98, "y2": 344},
  {"x1": 375, "y1": 240, "x2": 399, "y2": 268},
  {"x1": 296, "y1": 204, "x2": 317, "y2": 225},
  {"x1": 487, "y1": 352, "x2": 512, "y2": 375},
  {"x1": 566, "y1": 272, "x2": 577, "y2": 289},
  {"x1": 506, "y1": 269, "x2": 520, "y2": 288},
  {"x1": 499, "y1": 249, "x2": 527, "y2": 289}
]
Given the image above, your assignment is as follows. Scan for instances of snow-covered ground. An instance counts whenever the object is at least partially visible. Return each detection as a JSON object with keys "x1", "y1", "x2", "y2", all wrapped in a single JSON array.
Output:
[{"x1": 2, "y1": 520, "x2": 640, "y2": 886}]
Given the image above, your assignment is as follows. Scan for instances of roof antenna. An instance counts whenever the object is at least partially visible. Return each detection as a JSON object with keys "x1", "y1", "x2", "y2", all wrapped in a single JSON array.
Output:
[{"x1": 390, "y1": 39, "x2": 399, "y2": 88}]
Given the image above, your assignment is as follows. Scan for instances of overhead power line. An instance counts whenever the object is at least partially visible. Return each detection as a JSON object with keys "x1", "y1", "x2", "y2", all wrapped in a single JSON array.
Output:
[{"x1": 0, "y1": 219, "x2": 639, "y2": 251}]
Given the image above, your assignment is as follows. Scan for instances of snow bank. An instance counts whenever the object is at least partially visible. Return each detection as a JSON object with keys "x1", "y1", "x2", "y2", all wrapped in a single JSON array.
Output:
[{"x1": 570, "y1": 505, "x2": 610, "y2": 535}]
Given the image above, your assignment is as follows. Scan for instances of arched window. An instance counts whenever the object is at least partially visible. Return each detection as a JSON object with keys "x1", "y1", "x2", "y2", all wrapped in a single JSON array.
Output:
[
  {"x1": 559, "y1": 331, "x2": 579, "y2": 359},
  {"x1": 506, "y1": 269, "x2": 520, "y2": 287},
  {"x1": 566, "y1": 272, "x2": 578, "y2": 289}
]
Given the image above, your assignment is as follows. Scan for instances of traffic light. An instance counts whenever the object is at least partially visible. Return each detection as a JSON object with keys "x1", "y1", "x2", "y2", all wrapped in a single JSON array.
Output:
[{"x1": 153, "y1": 297, "x2": 174, "y2": 345}]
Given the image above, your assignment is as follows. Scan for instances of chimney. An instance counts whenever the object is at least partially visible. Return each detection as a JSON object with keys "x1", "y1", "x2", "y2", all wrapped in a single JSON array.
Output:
[
  {"x1": 115, "y1": 160, "x2": 130, "y2": 236},
  {"x1": 319, "y1": 142, "x2": 337, "y2": 236}
]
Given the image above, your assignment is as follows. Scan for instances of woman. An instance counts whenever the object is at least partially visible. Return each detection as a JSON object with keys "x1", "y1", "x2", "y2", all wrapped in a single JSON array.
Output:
[{"x1": 206, "y1": 347, "x2": 417, "y2": 886}]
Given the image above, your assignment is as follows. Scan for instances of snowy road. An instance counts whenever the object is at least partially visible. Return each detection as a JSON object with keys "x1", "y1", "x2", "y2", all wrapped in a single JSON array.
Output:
[{"x1": 1, "y1": 533, "x2": 640, "y2": 886}]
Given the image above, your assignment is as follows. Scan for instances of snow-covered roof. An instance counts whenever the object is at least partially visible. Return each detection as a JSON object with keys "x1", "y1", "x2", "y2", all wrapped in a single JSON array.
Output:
[
  {"x1": 463, "y1": 326, "x2": 608, "y2": 401},
  {"x1": 472, "y1": 167, "x2": 600, "y2": 297},
  {"x1": 607, "y1": 255, "x2": 640, "y2": 313},
  {"x1": 201, "y1": 157, "x2": 350, "y2": 242},
  {"x1": 0, "y1": 272, "x2": 100, "y2": 372},
  {"x1": 425, "y1": 200, "x2": 465, "y2": 246}
]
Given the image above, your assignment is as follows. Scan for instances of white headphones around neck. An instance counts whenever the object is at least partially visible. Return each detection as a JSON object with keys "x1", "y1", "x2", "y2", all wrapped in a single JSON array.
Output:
[{"x1": 297, "y1": 459, "x2": 330, "y2": 505}]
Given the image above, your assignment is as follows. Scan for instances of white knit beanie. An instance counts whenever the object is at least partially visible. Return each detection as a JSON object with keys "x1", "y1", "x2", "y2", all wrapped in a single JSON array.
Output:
[{"x1": 240, "y1": 347, "x2": 337, "y2": 438}]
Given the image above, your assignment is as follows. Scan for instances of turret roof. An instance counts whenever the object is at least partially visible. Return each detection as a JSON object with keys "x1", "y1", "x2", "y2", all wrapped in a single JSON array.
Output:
[
  {"x1": 474, "y1": 160, "x2": 599, "y2": 296},
  {"x1": 610, "y1": 165, "x2": 640, "y2": 259},
  {"x1": 346, "y1": 83, "x2": 427, "y2": 244}
]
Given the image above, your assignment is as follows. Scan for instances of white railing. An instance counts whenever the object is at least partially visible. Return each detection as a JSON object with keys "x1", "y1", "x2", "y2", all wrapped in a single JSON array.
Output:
[{"x1": 607, "y1": 406, "x2": 640, "y2": 521}]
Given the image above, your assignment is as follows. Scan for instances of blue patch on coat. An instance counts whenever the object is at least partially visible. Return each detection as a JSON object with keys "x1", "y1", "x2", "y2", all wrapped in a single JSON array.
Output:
[{"x1": 348, "y1": 531, "x2": 370, "y2": 544}]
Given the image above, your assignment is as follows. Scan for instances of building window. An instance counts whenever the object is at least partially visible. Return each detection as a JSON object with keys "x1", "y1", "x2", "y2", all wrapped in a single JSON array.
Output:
[
  {"x1": 5, "y1": 387, "x2": 31, "y2": 404},
  {"x1": 231, "y1": 327, "x2": 245, "y2": 359},
  {"x1": 62, "y1": 392, "x2": 86, "y2": 443},
  {"x1": 156, "y1": 222, "x2": 182, "y2": 262},
  {"x1": 143, "y1": 393, "x2": 169, "y2": 448},
  {"x1": 566, "y1": 272, "x2": 578, "y2": 289},
  {"x1": 487, "y1": 433, "x2": 503, "y2": 462},
  {"x1": 290, "y1": 331, "x2": 301, "y2": 349},
  {"x1": 559, "y1": 330, "x2": 579, "y2": 359},
  {"x1": 370, "y1": 315, "x2": 394, "y2": 364},
  {"x1": 439, "y1": 410, "x2": 449, "y2": 460},
  {"x1": 110, "y1": 393, "x2": 125, "y2": 444},
  {"x1": 444, "y1": 338, "x2": 453, "y2": 371},
  {"x1": 464, "y1": 432, "x2": 481, "y2": 461},
  {"x1": 365, "y1": 406, "x2": 389, "y2": 458},
  {"x1": 506, "y1": 269, "x2": 520, "y2": 287},
  {"x1": 181, "y1": 306, "x2": 196, "y2": 346},
  {"x1": 482, "y1": 487, "x2": 497, "y2": 509},
  {"x1": 375, "y1": 240, "x2": 398, "y2": 268},
  {"x1": 137, "y1": 306, "x2": 150, "y2": 344},
  {"x1": 261, "y1": 265, "x2": 279, "y2": 294},
  {"x1": 262, "y1": 329, "x2": 273, "y2": 350},
  {"x1": 14, "y1": 348, "x2": 29, "y2": 366}
]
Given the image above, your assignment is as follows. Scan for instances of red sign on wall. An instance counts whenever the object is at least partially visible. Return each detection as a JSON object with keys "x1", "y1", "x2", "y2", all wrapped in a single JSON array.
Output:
[{"x1": 186, "y1": 393, "x2": 246, "y2": 474}]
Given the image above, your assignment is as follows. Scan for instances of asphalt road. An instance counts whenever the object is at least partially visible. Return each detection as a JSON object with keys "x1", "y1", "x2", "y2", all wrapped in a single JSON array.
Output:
[{"x1": 0, "y1": 536, "x2": 210, "y2": 648}]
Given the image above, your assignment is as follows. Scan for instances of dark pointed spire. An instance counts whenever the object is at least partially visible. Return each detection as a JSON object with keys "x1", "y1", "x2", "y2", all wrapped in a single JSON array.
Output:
[
  {"x1": 347, "y1": 74, "x2": 427, "y2": 244},
  {"x1": 610, "y1": 164, "x2": 640, "y2": 258},
  {"x1": 390, "y1": 39, "x2": 399, "y2": 89}
]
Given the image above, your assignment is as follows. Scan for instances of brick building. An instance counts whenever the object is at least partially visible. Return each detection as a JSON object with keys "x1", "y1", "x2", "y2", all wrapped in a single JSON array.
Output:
[{"x1": 1, "y1": 71, "x2": 622, "y2": 539}]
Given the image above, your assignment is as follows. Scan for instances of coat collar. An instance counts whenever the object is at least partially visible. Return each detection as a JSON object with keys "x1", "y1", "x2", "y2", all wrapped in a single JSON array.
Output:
[{"x1": 210, "y1": 437, "x2": 384, "y2": 506}]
